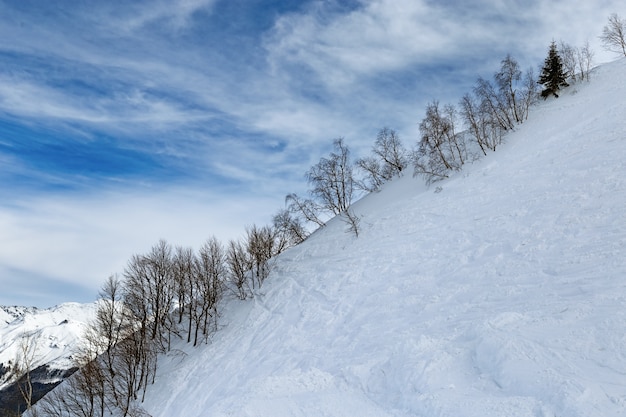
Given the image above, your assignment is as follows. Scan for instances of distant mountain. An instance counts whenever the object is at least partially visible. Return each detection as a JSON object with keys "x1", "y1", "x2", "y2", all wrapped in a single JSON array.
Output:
[
  {"x1": 0, "y1": 307, "x2": 36, "y2": 326},
  {"x1": 0, "y1": 303, "x2": 96, "y2": 414}
]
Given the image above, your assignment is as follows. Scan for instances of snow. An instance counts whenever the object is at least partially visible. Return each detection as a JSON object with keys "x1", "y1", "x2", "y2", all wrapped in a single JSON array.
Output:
[
  {"x1": 14, "y1": 58, "x2": 626, "y2": 416},
  {"x1": 133, "y1": 58, "x2": 626, "y2": 417},
  {"x1": 0, "y1": 302, "x2": 97, "y2": 390}
]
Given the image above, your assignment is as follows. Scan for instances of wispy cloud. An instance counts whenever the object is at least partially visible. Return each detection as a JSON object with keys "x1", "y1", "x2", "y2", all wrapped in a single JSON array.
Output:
[
  {"x1": 265, "y1": 0, "x2": 620, "y2": 87},
  {"x1": 0, "y1": 186, "x2": 281, "y2": 306},
  {"x1": 0, "y1": 0, "x2": 624, "y2": 306},
  {"x1": 0, "y1": 75, "x2": 210, "y2": 130},
  {"x1": 113, "y1": 0, "x2": 218, "y2": 33}
]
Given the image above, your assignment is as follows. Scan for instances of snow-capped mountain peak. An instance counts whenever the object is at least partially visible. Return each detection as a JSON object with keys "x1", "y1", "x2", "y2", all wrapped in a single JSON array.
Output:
[{"x1": 0, "y1": 303, "x2": 97, "y2": 391}]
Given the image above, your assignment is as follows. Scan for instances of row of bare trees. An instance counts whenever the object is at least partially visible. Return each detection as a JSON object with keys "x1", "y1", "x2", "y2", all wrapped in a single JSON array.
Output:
[
  {"x1": 413, "y1": 36, "x2": 598, "y2": 185},
  {"x1": 284, "y1": 55, "x2": 539, "y2": 218},
  {"x1": 286, "y1": 39, "x2": 599, "y2": 225},
  {"x1": 286, "y1": 130, "x2": 409, "y2": 237},
  {"x1": 284, "y1": 54, "x2": 543, "y2": 228},
  {"x1": 412, "y1": 54, "x2": 538, "y2": 183},
  {"x1": 34, "y1": 273, "x2": 159, "y2": 417},
  {"x1": 30, "y1": 223, "x2": 300, "y2": 417},
  {"x1": 284, "y1": 13, "x2": 620, "y2": 231}
]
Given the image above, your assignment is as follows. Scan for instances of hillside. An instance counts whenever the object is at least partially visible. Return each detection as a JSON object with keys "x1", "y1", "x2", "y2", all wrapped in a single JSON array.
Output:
[
  {"x1": 130, "y1": 59, "x2": 626, "y2": 416},
  {"x1": 12, "y1": 57, "x2": 626, "y2": 416}
]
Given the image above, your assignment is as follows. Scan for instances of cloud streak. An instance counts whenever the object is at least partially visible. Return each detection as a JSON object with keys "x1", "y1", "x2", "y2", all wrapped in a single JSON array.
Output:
[
  {"x1": 0, "y1": 186, "x2": 281, "y2": 306},
  {"x1": 1, "y1": 0, "x2": 624, "y2": 306}
]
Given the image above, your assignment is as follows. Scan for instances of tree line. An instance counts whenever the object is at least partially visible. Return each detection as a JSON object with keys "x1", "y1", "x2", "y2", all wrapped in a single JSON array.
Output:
[
  {"x1": 285, "y1": 37, "x2": 600, "y2": 230},
  {"x1": 26, "y1": 225, "x2": 302, "y2": 416}
]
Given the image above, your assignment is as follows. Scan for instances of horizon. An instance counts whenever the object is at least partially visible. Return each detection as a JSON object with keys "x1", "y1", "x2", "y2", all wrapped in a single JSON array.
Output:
[{"x1": 1, "y1": 0, "x2": 625, "y2": 307}]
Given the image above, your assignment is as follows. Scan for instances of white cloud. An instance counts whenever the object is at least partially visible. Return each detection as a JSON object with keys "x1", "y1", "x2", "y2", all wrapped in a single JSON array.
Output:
[
  {"x1": 265, "y1": 0, "x2": 625, "y2": 87},
  {"x1": 0, "y1": 186, "x2": 280, "y2": 305},
  {"x1": 117, "y1": 0, "x2": 218, "y2": 33},
  {"x1": 265, "y1": 0, "x2": 498, "y2": 86},
  {"x1": 0, "y1": 75, "x2": 212, "y2": 133}
]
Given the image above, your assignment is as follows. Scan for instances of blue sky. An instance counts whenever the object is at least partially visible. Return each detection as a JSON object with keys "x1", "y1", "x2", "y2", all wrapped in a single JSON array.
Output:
[{"x1": 1, "y1": 0, "x2": 624, "y2": 307}]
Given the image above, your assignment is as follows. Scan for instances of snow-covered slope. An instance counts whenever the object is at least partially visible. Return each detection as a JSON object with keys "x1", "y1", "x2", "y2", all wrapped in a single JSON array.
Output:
[
  {"x1": 136, "y1": 58, "x2": 626, "y2": 417},
  {"x1": 17, "y1": 59, "x2": 626, "y2": 416},
  {"x1": 0, "y1": 303, "x2": 97, "y2": 391}
]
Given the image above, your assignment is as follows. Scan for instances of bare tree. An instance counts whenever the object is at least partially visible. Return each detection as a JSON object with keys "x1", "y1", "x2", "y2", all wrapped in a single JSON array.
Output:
[
  {"x1": 89, "y1": 274, "x2": 151, "y2": 416},
  {"x1": 600, "y1": 13, "x2": 626, "y2": 57},
  {"x1": 520, "y1": 67, "x2": 538, "y2": 119},
  {"x1": 35, "y1": 273, "x2": 157, "y2": 417},
  {"x1": 442, "y1": 103, "x2": 467, "y2": 165},
  {"x1": 121, "y1": 250, "x2": 165, "y2": 410},
  {"x1": 272, "y1": 209, "x2": 308, "y2": 248},
  {"x1": 306, "y1": 138, "x2": 355, "y2": 215},
  {"x1": 226, "y1": 239, "x2": 251, "y2": 300},
  {"x1": 285, "y1": 193, "x2": 326, "y2": 228},
  {"x1": 372, "y1": 127, "x2": 407, "y2": 178},
  {"x1": 194, "y1": 237, "x2": 225, "y2": 345},
  {"x1": 286, "y1": 138, "x2": 356, "y2": 231},
  {"x1": 474, "y1": 77, "x2": 515, "y2": 132},
  {"x1": 144, "y1": 240, "x2": 175, "y2": 347},
  {"x1": 90, "y1": 275, "x2": 129, "y2": 413},
  {"x1": 342, "y1": 208, "x2": 361, "y2": 238},
  {"x1": 36, "y1": 368, "x2": 103, "y2": 417},
  {"x1": 8, "y1": 332, "x2": 39, "y2": 415},
  {"x1": 355, "y1": 156, "x2": 385, "y2": 193},
  {"x1": 475, "y1": 54, "x2": 534, "y2": 131},
  {"x1": 61, "y1": 337, "x2": 108, "y2": 417},
  {"x1": 172, "y1": 246, "x2": 196, "y2": 343},
  {"x1": 460, "y1": 93, "x2": 491, "y2": 156},
  {"x1": 244, "y1": 225, "x2": 277, "y2": 289},
  {"x1": 94, "y1": 276, "x2": 126, "y2": 375},
  {"x1": 577, "y1": 40, "x2": 594, "y2": 81},
  {"x1": 413, "y1": 100, "x2": 465, "y2": 183},
  {"x1": 122, "y1": 240, "x2": 176, "y2": 350},
  {"x1": 559, "y1": 41, "x2": 578, "y2": 81},
  {"x1": 495, "y1": 54, "x2": 525, "y2": 124},
  {"x1": 123, "y1": 254, "x2": 150, "y2": 342},
  {"x1": 172, "y1": 247, "x2": 191, "y2": 327},
  {"x1": 560, "y1": 40, "x2": 595, "y2": 82},
  {"x1": 356, "y1": 127, "x2": 407, "y2": 192}
]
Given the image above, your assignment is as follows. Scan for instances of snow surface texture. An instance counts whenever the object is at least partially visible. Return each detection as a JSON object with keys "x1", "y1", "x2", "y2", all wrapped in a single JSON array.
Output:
[
  {"x1": 22, "y1": 58, "x2": 626, "y2": 417},
  {"x1": 139, "y1": 59, "x2": 626, "y2": 417},
  {"x1": 0, "y1": 303, "x2": 96, "y2": 390}
]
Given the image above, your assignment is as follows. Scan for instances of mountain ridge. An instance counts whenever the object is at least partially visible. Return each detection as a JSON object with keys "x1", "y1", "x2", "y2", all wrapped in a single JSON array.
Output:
[{"x1": 0, "y1": 303, "x2": 96, "y2": 388}]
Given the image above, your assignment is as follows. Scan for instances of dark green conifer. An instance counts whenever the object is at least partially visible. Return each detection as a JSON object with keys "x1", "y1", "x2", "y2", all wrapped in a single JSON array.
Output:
[{"x1": 538, "y1": 41, "x2": 569, "y2": 98}]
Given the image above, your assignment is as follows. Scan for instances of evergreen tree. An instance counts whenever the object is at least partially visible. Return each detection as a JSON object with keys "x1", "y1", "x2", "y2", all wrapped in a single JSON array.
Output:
[{"x1": 538, "y1": 41, "x2": 569, "y2": 98}]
